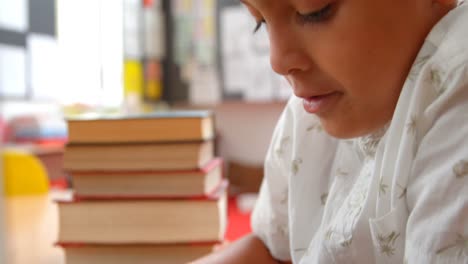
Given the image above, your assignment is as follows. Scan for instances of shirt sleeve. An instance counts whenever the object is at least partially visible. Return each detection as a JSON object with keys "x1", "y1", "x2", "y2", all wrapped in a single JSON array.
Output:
[
  {"x1": 251, "y1": 97, "x2": 295, "y2": 261},
  {"x1": 405, "y1": 73, "x2": 468, "y2": 263}
]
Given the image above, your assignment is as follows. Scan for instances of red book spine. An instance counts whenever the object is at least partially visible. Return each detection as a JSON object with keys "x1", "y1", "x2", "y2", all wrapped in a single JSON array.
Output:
[
  {"x1": 56, "y1": 180, "x2": 229, "y2": 203},
  {"x1": 68, "y1": 157, "x2": 223, "y2": 176},
  {"x1": 56, "y1": 241, "x2": 221, "y2": 248}
]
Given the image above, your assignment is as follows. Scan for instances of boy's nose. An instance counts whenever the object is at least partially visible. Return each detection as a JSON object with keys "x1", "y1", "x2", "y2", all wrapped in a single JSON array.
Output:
[{"x1": 268, "y1": 27, "x2": 311, "y2": 76}]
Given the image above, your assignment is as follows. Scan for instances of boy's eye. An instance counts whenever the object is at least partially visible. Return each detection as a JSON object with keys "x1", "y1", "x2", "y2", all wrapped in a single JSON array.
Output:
[
  {"x1": 254, "y1": 19, "x2": 266, "y2": 33},
  {"x1": 253, "y1": 3, "x2": 334, "y2": 33},
  {"x1": 297, "y1": 3, "x2": 334, "y2": 24}
]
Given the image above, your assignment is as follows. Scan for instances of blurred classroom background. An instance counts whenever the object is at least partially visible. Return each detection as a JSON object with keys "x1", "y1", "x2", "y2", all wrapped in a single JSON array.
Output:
[{"x1": 0, "y1": 0, "x2": 291, "y2": 263}]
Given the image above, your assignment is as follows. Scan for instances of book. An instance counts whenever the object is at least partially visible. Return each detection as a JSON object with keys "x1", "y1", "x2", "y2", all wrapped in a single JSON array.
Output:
[
  {"x1": 57, "y1": 181, "x2": 228, "y2": 244},
  {"x1": 58, "y1": 243, "x2": 215, "y2": 264},
  {"x1": 71, "y1": 158, "x2": 224, "y2": 198},
  {"x1": 67, "y1": 110, "x2": 214, "y2": 143},
  {"x1": 63, "y1": 140, "x2": 213, "y2": 171}
]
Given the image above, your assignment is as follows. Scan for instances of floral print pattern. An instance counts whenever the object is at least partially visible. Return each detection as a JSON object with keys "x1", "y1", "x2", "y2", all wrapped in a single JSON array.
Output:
[
  {"x1": 306, "y1": 123, "x2": 323, "y2": 133},
  {"x1": 453, "y1": 160, "x2": 468, "y2": 178},
  {"x1": 291, "y1": 158, "x2": 303, "y2": 175},
  {"x1": 396, "y1": 183, "x2": 407, "y2": 199},
  {"x1": 276, "y1": 136, "x2": 291, "y2": 156},
  {"x1": 320, "y1": 193, "x2": 329, "y2": 206},
  {"x1": 430, "y1": 68, "x2": 447, "y2": 96},
  {"x1": 379, "y1": 177, "x2": 389, "y2": 196},
  {"x1": 378, "y1": 231, "x2": 401, "y2": 257}
]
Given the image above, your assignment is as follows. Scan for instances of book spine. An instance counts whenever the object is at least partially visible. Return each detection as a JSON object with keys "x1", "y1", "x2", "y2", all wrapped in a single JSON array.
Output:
[
  {"x1": 68, "y1": 157, "x2": 223, "y2": 176},
  {"x1": 56, "y1": 241, "x2": 221, "y2": 248},
  {"x1": 57, "y1": 180, "x2": 229, "y2": 203}
]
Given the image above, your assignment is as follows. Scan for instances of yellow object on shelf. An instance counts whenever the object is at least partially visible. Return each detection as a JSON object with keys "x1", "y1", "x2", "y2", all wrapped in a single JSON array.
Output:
[
  {"x1": 2, "y1": 150, "x2": 49, "y2": 196},
  {"x1": 124, "y1": 60, "x2": 144, "y2": 96}
]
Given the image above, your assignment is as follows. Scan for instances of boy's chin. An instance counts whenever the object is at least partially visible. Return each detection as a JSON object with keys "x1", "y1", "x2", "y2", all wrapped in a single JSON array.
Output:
[{"x1": 319, "y1": 119, "x2": 386, "y2": 139}]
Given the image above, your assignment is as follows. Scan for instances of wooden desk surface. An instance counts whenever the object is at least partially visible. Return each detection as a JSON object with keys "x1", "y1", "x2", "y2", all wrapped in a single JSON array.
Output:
[
  {"x1": 2, "y1": 190, "x2": 254, "y2": 264},
  {"x1": 4, "y1": 190, "x2": 71, "y2": 264}
]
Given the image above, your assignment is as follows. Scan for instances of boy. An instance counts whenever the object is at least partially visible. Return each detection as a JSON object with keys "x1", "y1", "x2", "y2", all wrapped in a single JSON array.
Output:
[{"x1": 194, "y1": 0, "x2": 467, "y2": 263}]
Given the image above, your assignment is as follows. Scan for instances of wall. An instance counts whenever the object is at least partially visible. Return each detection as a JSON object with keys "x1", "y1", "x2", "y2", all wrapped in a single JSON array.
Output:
[{"x1": 214, "y1": 101, "x2": 286, "y2": 166}]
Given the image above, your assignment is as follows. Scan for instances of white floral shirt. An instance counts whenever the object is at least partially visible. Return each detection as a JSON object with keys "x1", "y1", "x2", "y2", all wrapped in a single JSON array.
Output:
[{"x1": 251, "y1": 3, "x2": 468, "y2": 264}]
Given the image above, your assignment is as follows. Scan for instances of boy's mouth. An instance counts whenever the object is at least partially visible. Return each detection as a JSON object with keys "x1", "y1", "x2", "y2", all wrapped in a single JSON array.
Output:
[{"x1": 302, "y1": 92, "x2": 340, "y2": 114}]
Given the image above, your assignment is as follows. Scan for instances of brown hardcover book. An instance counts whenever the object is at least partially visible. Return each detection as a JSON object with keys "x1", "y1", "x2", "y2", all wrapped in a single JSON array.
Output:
[
  {"x1": 67, "y1": 110, "x2": 214, "y2": 144},
  {"x1": 71, "y1": 158, "x2": 224, "y2": 197},
  {"x1": 57, "y1": 243, "x2": 215, "y2": 264},
  {"x1": 63, "y1": 140, "x2": 213, "y2": 171},
  {"x1": 57, "y1": 181, "x2": 228, "y2": 244}
]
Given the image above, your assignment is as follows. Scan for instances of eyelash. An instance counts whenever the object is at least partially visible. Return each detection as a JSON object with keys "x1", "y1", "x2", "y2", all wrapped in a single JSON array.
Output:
[
  {"x1": 297, "y1": 3, "x2": 334, "y2": 24},
  {"x1": 253, "y1": 3, "x2": 334, "y2": 33},
  {"x1": 254, "y1": 20, "x2": 265, "y2": 33}
]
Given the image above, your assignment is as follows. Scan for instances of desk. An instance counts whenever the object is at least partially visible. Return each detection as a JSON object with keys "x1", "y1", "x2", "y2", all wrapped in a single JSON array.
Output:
[
  {"x1": 4, "y1": 190, "x2": 71, "y2": 264},
  {"x1": 2, "y1": 191, "x2": 253, "y2": 264}
]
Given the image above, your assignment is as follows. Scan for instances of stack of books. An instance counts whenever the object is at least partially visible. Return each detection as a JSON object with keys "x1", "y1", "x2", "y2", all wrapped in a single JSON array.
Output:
[{"x1": 57, "y1": 110, "x2": 227, "y2": 264}]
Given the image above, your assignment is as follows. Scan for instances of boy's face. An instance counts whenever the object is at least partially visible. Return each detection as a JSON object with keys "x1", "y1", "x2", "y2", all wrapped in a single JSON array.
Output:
[{"x1": 242, "y1": 0, "x2": 444, "y2": 138}]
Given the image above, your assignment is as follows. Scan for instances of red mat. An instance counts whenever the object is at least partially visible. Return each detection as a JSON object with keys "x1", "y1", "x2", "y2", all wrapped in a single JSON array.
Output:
[{"x1": 225, "y1": 197, "x2": 252, "y2": 241}]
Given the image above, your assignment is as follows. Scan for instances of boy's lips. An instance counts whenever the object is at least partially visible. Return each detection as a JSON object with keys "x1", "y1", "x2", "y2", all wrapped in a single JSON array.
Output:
[
  {"x1": 287, "y1": 76, "x2": 342, "y2": 114},
  {"x1": 302, "y1": 91, "x2": 341, "y2": 114}
]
